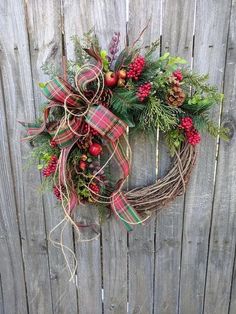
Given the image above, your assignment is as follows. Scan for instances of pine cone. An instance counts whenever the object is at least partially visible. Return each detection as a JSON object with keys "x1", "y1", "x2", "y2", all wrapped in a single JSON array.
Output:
[
  {"x1": 166, "y1": 77, "x2": 185, "y2": 107},
  {"x1": 97, "y1": 88, "x2": 112, "y2": 107}
]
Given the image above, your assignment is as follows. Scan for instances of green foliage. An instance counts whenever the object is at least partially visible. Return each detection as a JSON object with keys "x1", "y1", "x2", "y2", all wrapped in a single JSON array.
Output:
[
  {"x1": 193, "y1": 114, "x2": 229, "y2": 140},
  {"x1": 139, "y1": 96, "x2": 180, "y2": 132},
  {"x1": 165, "y1": 129, "x2": 185, "y2": 156},
  {"x1": 100, "y1": 50, "x2": 109, "y2": 72},
  {"x1": 41, "y1": 62, "x2": 60, "y2": 78},
  {"x1": 144, "y1": 39, "x2": 160, "y2": 58},
  {"x1": 111, "y1": 87, "x2": 144, "y2": 127},
  {"x1": 28, "y1": 133, "x2": 60, "y2": 168},
  {"x1": 183, "y1": 92, "x2": 223, "y2": 114}
]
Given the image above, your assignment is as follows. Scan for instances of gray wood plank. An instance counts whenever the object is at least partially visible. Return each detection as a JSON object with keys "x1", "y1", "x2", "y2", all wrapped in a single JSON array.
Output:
[
  {"x1": 63, "y1": 0, "x2": 115, "y2": 312},
  {"x1": 25, "y1": 1, "x2": 78, "y2": 313},
  {"x1": 178, "y1": 0, "x2": 232, "y2": 313},
  {"x1": 91, "y1": 1, "x2": 129, "y2": 313},
  {"x1": 0, "y1": 71, "x2": 28, "y2": 314},
  {"x1": 0, "y1": 0, "x2": 53, "y2": 313},
  {"x1": 204, "y1": 1, "x2": 236, "y2": 313},
  {"x1": 154, "y1": 1, "x2": 196, "y2": 313},
  {"x1": 128, "y1": 2, "x2": 161, "y2": 312}
]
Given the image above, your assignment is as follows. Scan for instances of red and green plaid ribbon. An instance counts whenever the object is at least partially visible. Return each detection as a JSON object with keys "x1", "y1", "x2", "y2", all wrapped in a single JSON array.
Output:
[
  {"x1": 111, "y1": 191, "x2": 142, "y2": 232},
  {"x1": 21, "y1": 71, "x2": 142, "y2": 231},
  {"x1": 86, "y1": 104, "x2": 127, "y2": 142}
]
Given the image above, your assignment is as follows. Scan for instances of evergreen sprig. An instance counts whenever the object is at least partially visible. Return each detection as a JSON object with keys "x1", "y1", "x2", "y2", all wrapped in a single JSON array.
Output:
[
  {"x1": 139, "y1": 96, "x2": 180, "y2": 132},
  {"x1": 111, "y1": 87, "x2": 144, "y2": 126}
]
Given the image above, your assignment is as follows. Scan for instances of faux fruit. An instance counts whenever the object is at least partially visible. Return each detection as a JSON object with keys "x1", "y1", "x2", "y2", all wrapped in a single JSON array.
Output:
[
  {"x1": 117, "y1": 69, "x2": 127, "y2": 79},
  {"x1": 89, "y1": 143, "x2": 103, "y2": 156},
  {"x1": 79, "y1": 160, "x2": 87, "y2": 171},
  {"x1": 117, "y1": 78, "x2": 125, "y2": 87},
  {"x1": 104, "y1": 71, "x2": 118, "y2": 87}
]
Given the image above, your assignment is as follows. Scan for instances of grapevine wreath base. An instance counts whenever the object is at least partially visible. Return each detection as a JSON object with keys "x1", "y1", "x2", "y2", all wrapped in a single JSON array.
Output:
[
  {"x1": 125, "y1": 141, "x2": 196, "y2": 213},
  {"x1": 21, "y1": 30, "x2": 227, "y2": 277}
]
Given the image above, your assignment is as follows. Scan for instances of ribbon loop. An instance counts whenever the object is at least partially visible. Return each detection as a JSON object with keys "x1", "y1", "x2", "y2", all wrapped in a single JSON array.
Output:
[{"x1": 86, "y1": 104, "x2": 127, "y2": 142}]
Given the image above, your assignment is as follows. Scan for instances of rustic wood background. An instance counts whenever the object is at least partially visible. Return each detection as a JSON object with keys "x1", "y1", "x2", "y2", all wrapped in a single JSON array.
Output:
[{"x1": 0, "y1": 0, "x2": 236, "y2": 313}]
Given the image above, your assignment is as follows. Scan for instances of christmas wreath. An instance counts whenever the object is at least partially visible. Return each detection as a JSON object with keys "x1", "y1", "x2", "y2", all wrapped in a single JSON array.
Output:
[{"x1": 21, "y1": 30, "x2": 228, "y2": 234}]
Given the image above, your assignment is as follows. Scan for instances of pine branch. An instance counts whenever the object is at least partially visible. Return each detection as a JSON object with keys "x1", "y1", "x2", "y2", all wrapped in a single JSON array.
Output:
[
  {"x1": 193, "y1": 114, "x2": 229, "y2": 140},
  {"x1": 139, "y1": 96, "x2": 180, "y2": 132}
]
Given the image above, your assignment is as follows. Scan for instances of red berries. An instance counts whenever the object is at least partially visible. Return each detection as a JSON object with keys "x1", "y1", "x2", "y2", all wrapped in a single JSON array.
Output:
[
  {"x1": 179, "y1": 117, "x2": 193, "y2": 130},
  {"x1": 173, "y1": 70, "x2": 183, "y2": 81},
  {"x1": 42, "y1": 155, "x2": 58, "y2": 177},
  {"x1": 127, "y1": 56, "x2": 145, "y2": 80},
  {"x1": 186, "y1": 129, "x2": 201, "y2": 145},
  {"x1": 53, "y1": 186, "x2": 62, "y2": 200},
  {"x1": 50, "y1": 139, "x2": 57, "y2": 148},
  {"x1": 89, "y1": 183, "x2": 100, "y2": 194},
  {"x1": 137, "y1": 82, "x2": 152, "y2": 101},
  {"x1": 89, "y1": 143, "x2": 103, "y2": 156},
  {"x1": 179, "y1": 117, "x2": 201, "y2": 146}
]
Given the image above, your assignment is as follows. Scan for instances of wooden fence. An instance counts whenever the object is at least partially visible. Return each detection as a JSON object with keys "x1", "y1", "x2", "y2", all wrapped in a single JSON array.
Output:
[{"x1": 0, "y1": 0, "x2": 236, "y2": 313}]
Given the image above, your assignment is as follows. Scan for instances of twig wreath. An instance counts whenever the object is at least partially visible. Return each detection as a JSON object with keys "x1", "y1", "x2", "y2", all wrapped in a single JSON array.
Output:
[{"x1": 21, "y1": 30, "x2": 227, "y2": 277}]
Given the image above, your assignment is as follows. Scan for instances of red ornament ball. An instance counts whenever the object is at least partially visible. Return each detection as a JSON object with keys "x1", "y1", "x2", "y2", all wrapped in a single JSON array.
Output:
[{"x1": 89, "y1": 143, "x2": 103, "y2": 156}]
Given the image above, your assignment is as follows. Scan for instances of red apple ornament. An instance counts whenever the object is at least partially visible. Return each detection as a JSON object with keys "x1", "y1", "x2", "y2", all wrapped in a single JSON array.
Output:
[
  {"x1": 104, "y1": 71, "x2": 118, "y2": 87},
  {"x1": 89, "y1": 143, "x2": 103, "y2": 156}
]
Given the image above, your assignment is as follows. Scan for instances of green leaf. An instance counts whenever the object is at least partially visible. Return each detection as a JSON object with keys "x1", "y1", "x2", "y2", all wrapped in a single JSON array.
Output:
[{"x1": 39, "y1": 82, "x2": 47, "y2": 88}]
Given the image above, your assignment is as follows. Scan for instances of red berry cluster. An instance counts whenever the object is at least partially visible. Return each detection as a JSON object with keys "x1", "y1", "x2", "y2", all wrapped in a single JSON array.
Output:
[
  {"x1": 50, "y1": 139, "x2": 57, "y2": 148},
  {"x1": 81, "y1": 122, "x2": 89, "y2": 134},
  {"x1": 173, "y1": 69, "x2": 183, "y2": 81},
  {"x1": 179, "y1": 117, "x2": 193, "y2": 130},
  {"x1": 186, "y1": 129, "x2": 201, "y2": 145},
  {"x1": 137, "y1": 82, "x2": 152, "y2": 101},
  {"x1": 127, "y1": 56, "x2": 145, "y2": 80},
  {"x1": 42, "y1": 155, "x2": 58, "y2": 177},
  {"x1": 90, "y1": 127, "x2": 98, "y2": 136},
  {"x1": 89, "y1": 183, "x2": 100, "y2": 194},
  {"x1": 53, "y1": 186, "x2": 62, "y2": 200},
  {"x1": 179, "y1": 117, "x2": 201, "y2": 146},
  {"x1": 81, "y1": 122, "x2": 98, "y2": 136}
]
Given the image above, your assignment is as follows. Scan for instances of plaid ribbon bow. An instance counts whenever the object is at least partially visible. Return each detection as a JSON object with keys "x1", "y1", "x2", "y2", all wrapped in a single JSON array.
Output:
[{"x1": 21, "y1": 74, "x2": 142, "y2": 231}]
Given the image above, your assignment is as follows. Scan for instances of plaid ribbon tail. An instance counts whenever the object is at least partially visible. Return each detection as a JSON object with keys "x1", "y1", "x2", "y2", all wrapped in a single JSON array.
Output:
[{"x1": 111, "y1": 191, "x2": 142, "y2": 232}]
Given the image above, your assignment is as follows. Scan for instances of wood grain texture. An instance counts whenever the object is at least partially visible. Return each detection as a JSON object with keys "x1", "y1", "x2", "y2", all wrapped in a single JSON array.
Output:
[
  {"x1": 204, "y1": 0, "x2": 236, "y2": 313},
  {"x1": 63, "y1": 1, "x2": 111, "y2": 312},
  {"x1": 128, "y1": 1, "x2": 161, "y2": 312},
  {"x1": 92, "y1": 1, "x2": 129, "y2": 313},
  {"x1": 154, "y1": 1, "x2": 196, "y2": 313},
  {"x1": 0, "y1": 70, "x2": 28, "y2": 314},
  {"x1": 179, "y1": 1, "x2": 232, "y2": 313},
  {"x1": 0, "y1": 0, "x2": 54, "y2": 313},
  {"x1": 25, "y1": 1, "x2": 78, "y2": 313}
]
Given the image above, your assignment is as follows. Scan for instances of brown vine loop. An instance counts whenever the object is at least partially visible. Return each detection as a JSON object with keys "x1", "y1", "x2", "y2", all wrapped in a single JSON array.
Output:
[{"x1": 125, "y1": 141, "x2": 197, "y2": 214}]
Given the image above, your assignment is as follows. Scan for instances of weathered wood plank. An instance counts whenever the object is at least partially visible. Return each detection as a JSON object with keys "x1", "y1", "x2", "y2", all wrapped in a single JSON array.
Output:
[
  {"x1": 128, "y1": 2, "x2": 161, "y2": 312},
  {"x1": 92, "y1": 1, "x2": 129, "y2": 313},
  {"x1": 154, "y1": 1, "x2": 196, "y2": 313},
  {"x1": 25, "y1": 1, "x2": 78, "y2": 313},
  {"x1": 63, "y1": 0, "x2": 113, "y2": 312},
  {"x1": 204, "y1": 1, "x2": 236, "y2": 313},
  {"x1": 0, "y1": 0, "x2": 53, "y2": 313},
  {"x1": 178, "y1": 0, "x2": 232, "y2": 313},
  {"x1": 0, "y1": 70, "x2": 28, "y2": 314}
]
